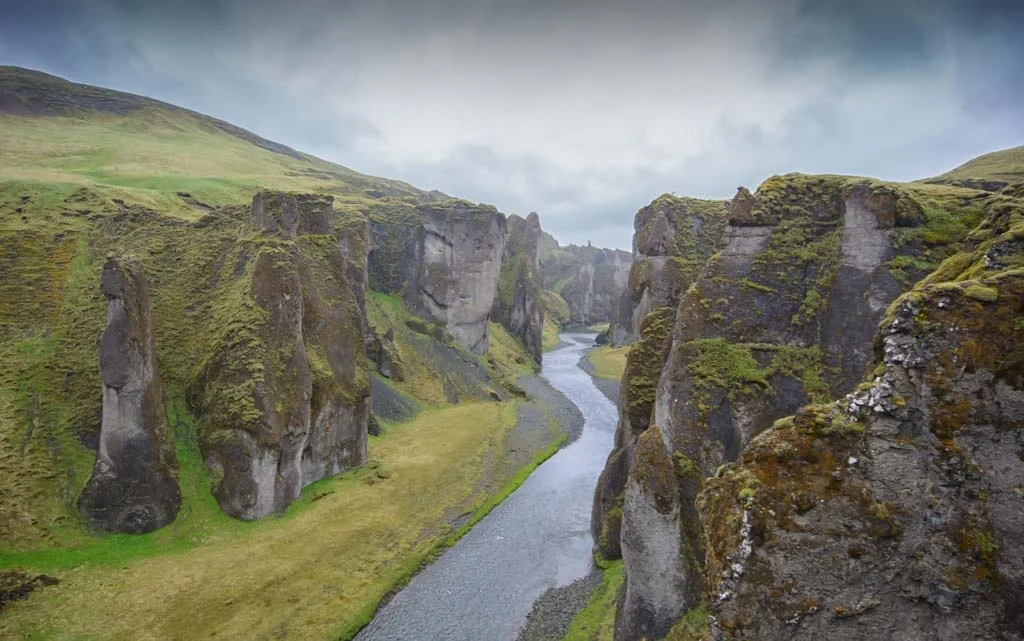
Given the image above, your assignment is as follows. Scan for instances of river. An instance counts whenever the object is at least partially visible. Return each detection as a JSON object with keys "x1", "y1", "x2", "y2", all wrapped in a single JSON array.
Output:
[{"x1": 354, "y1": 333, "x2": 618, "y2": 641}]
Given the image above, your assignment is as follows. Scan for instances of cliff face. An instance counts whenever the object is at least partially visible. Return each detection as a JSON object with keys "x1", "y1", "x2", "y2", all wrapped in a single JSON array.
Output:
[
  {"x1": 192, "y1": 192, "x2": 371, "y2": 520},
  {"x1": 591, "y1": 194, "x2": 728, "y2": 559},
  {"x1": 368, "y1": 200, "x2": 507, "y2": 354},
  {"x1": 77, "y1": 257, "x2": 180, "y2": 533},
  {"x1": 598, "y1": 174, "x2": 988, "y2": 640},
  {"x1": 540, "y1": 234, "x2": 632, "y2": 326},
  {"x1": 492, "y1": 213, "x2": 545, "y2": 365},
  {"x1": 700, "y1": 196, "x2": 1024, "y2": 640},
  {"x1": 606, "y1": 195, "x2": 728, "y2": 345}
]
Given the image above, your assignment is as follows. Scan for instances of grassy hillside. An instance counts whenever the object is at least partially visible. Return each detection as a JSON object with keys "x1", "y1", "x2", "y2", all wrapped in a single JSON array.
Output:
[
  {"x1": 922, "y1": 145, "x2": 1024, "y2": 191},
  {"x1": 0, "y1": 66, "x2": 536, "y2": 551}
]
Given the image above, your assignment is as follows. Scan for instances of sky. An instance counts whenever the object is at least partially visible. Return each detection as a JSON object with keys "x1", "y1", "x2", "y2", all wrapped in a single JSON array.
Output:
[{"x1": 2, "y1": 0, "x2": 1023, "y2": 249}]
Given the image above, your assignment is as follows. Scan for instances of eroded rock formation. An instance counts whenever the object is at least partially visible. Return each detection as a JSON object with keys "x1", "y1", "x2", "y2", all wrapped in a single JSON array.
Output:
[
  {"x1": 598, "y1": 174, "x2": 986, "y2": 640},
  {"x1": 540, "y1": 234, "x2": 632, "y2": 327},
  {"x1": 368, "y1": 200, "x2": 507, "y2": 354},
  {"x1": 78, "y1": 257, "x2": 180, "y2": 533},
  {"x1": 192, "y1": 191, "x2": 371, "y2": 520},
  {"x1": 606, "y1": 195, "x2": 728, "y2": 345},
  {"x1": 700, "y1": 198, "x2": 1024, "y2": 640},
  {"x1": 492, "y1": 212, "x2": 545, "y2": 364}
]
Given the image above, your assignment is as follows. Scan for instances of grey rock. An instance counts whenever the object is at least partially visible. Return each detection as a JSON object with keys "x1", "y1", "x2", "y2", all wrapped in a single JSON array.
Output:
[{"x1": 78, "y1": 257, "x2": 181, "y2": 533}]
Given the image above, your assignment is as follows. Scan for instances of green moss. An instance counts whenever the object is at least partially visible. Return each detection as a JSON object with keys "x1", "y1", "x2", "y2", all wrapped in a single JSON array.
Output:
[
  {"x1": 561, "y1": 560, "x2": 625, "y2": 641},
  {"x1": 963, "y1": 284, "x2": 998, "y2": 302},
  {"x1": 623, "y1": 307, "x2": 676, "y2": 428},
  {"x1": 738, "y1": 278, "x2": 777, "y2": 294},
  {"x1": 664, "y1": 602, "x2": 710, "y2": 641}
]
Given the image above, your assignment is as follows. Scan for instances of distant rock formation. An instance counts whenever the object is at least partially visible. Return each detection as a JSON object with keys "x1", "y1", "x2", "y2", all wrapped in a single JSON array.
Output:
[
  {"x1": 540, "y1": 233, "x2": 631, "y2": 327},
  {"x1": 492, "y1": 213, "x2": 545, "y2": 365},
  {"x1": 192, "y1": 191, "x2": 371, "y2": 520},
  {"x1": 78, "y1": 257, "x2": 180, "y2": 533},
  {"x1": 368, "y1": 200, "x2": 507, "y2": 354}
]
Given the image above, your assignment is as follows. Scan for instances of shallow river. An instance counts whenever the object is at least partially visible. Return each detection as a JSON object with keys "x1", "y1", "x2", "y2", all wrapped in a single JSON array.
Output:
[{"x1": 355, "y1": 334, "x2": 618, "y2": 641}]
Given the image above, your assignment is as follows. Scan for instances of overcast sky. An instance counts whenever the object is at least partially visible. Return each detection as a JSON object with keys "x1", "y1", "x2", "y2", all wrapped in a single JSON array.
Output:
[{"x1": 2, "y1": 0, "x2": 1022, "y2": 249}]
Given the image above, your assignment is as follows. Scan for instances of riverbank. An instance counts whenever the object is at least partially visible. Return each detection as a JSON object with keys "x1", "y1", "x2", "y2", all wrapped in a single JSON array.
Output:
[
  {"x1": 515, "y1": 349, "x2": 623, "y2": 641},
  {"x1": 577, "y1": 347, "x2": 621, "y2": 405},
  {"x1": 0, "y1": 376, "x2": 577, "y2": 641}
]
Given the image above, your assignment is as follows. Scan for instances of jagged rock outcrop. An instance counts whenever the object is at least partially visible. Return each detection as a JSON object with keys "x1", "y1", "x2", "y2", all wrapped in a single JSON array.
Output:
[
  {"x1": 606, "y1": 195, "x2": 728, "y2": 345},
  {"x1": 191, "y1": 191, "x2": 371, "y2": 520},
  {"x1": 591, "y1": 195, "x2": 728, "y2": 558},
  {"x1": 601, "y1": 175, "x2": 979, "y2": 640},
  {"x1": 540, "y1": 233, "x2": 632, "y2": 326},
  {"x1": 368, "y1": 200, "x2": 506, "y2": 354},
  {"x1": 365, "y1": 327, "x2": 405, "y2": 381},
  {"x1": 700, "y1": 197, "x2": 1024, "y2": 640},
  {"x1": 492, "y1": 213, "x2": 545, "y2": 364},
  {"x1": 78, "y1": 257, "x2": 180, "y2": 533}
]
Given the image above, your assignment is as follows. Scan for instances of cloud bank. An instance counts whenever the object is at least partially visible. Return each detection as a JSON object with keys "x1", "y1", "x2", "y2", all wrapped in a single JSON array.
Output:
[{"x1": 2, "y1": 0, "x2": 1022, "y2": 248}]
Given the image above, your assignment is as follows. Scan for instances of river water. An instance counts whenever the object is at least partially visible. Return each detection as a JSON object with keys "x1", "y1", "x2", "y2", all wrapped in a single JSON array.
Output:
[{"x1": 354, "y1": 334, "x2": 618, "y2": 641}]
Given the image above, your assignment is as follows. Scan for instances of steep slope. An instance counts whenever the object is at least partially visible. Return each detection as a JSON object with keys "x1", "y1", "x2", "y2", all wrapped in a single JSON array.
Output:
[
  {"x1": 595, "y1": 168, "x2": 1001, "y2": 640},
  {"x1": 700, "y1": 191, "x2": 1024, "y2": 641},
  {"x1": 605, "y1": 195, "x2": 729, "y2": 345},
  {"x1": 0, "y1": 67, "x2": 541, "y2": 546},
  {"x1": 492, "y1": 213, "x2": 545, "y2": 365},
  {"x1": 540, "y1": 234, "x2": 632, "y2": 326}
]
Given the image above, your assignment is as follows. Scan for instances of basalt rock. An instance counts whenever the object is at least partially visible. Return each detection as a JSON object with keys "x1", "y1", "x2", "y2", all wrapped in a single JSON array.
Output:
[
  {"x1": 78, "y1": 257, "x2": 180, "y2": 533},
  {"x1": 604, "y1": 175, "x2": 979, "y2": 640},
  {"x1": 492, "y1": 213, "x2": 545, "y2": 365},
  {"x1": 700, "y1": 201, "x2": 1024, "y2": 640},
  {"x1": 191, "y1": 191, "x2": 371, "y2": 520},
  {"x1": 540, "y1": 233, "x2": 632, "y2": 326},
  {"x1": 606, "y1": 194, "x2": 728, "y2": 345},
  {"x1": 369, "y1": 200, "x2": 506, "y2": 354}
]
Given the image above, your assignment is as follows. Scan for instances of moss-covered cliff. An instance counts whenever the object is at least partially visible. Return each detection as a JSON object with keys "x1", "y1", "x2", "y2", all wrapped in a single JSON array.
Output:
[
  {"x1": 700, "y1": 190, "x2": 1024, "y2": 641},
  {"x1": 492, "y1": 213, "x2": 545, "y2": 365},
  {"x1": 0, "y1": 67, "x2": 541, "y2": 547},
  {"x1": 606, "y1": 195, "x2": 729, "y2": 345},
  {"x1": 596, "y1": 165, "x2": 1011, "y2": 641},
  {"x1": 540, "y1": 233, "x2": 632, "y2": 326}
]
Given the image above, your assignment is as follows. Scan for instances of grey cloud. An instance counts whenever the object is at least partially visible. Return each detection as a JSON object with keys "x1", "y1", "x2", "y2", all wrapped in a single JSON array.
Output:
[{"x1": 2, "y1": 0, "x2": 1023, "y2": 251}]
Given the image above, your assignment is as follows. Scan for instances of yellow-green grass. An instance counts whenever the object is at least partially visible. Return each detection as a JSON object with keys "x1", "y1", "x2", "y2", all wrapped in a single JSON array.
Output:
[
  {"x1": 0, "y1": 108, "x2": 413, "y2": 223},
  {"x1": 561, "y1": 559, "x2": 624, "y2": 641},
  {"x1": 586, "y1": 322, "x2": 610, "y2": 334},
  {"x1": 0, "y1": 401, "x2": 559, "y2": 640},
  {"x1": 488, "y1": 321, "x2": 539, "y2": 375},
  {"x1": 587, "y1": 346, "x2": 630, "y2": 381},
  {"x1": 926, "y1": 145, "x2": 1024, "y2": 184},
  {"x1": 543, "y1": 316, "x2": 562, "y2": 352}
]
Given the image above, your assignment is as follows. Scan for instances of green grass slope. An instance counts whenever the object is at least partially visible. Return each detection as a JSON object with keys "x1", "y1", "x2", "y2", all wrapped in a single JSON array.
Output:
[
  {"x1": 0, "y1": 66, "x2": 536, "y2": 552},
  {"x1": 922, "y1": 145, "x2": 1024, "y2": 192}
]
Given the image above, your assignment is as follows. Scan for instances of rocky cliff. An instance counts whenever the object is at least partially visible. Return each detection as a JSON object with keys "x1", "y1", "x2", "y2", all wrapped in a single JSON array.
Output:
[
  {"x1": 605, "y1": 195, "x2": 729, "y2": 345},
  {"x1": 700, "y1": 194, "x2": 1024, "y2": 640},
  {"x1": 591, "y1": 194, "x2": 729, "y2": 559},
  {"x1": 191, "y1": 192, "x2": 371, "y2": 520},
  {"x1": 368, "y1": 199, "x2": 507, "y2": 355},
  {"x1": 596, "y1": 173, "x2": 995, "y2": 640},
  {"x1": 77, "y1": 257, "x2": 180, "y2": 533},
  {"x1": 540, "y1": 234, "x2": 632, "y2": 326},
  {"x1": 492, "y1": 213, "x2": 545, "y2": 365}
]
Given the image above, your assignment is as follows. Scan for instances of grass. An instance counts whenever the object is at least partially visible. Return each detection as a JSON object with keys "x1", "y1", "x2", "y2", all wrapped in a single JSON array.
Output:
[
  {"x1": 925, "y1": 145, "x2": 1024, "y2": 185},
  {"x1": 543, "y1": 316, "x2": 562, "y2": 351},
  {"x1": 0, "y1": 401, "x2": 560, "y2": 640},
  {"x1": 560, "y1": 559, "x2": 624, "y2": 641},
  {"x1": 588, "y1": 346, "x2": 630, "y2": 382}
]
